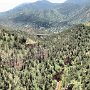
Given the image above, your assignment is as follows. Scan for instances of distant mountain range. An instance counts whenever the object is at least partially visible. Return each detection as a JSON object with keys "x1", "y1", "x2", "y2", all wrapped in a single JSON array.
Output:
[
  {"x1": 0, "y1": 0, "x2": 90, "y2": 32},
  {"x1": 66, "y1": 0, "x2": 90, "y2": 5}
]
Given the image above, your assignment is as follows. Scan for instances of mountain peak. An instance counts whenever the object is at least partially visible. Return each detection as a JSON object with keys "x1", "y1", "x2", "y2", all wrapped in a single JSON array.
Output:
[
  {"x1": 35, "y1": 0, "x2": 51, "y2": 4},
  {"x1": 38, "y1": 0, "x2": 48, "y2": 1},
  {"x1": 29, "y1": 0, "x2": 53, "y2": 9}
]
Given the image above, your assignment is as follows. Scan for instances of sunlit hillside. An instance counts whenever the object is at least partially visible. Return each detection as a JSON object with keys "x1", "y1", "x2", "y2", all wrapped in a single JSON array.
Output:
[{"x1": 0, "y1": 24, "x2": 90, "y2": 90}]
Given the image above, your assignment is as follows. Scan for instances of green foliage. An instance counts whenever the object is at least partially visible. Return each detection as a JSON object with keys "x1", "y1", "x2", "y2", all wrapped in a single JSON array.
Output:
[{"x1": 0, "y1": 25, "x2": 90, "y2": 90}]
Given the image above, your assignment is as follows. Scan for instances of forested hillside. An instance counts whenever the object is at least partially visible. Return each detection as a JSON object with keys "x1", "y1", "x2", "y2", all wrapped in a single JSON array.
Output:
[
  {"x1": 65, "y1": 0, "x2": 90, "y2": 5},
  {"x1": 0, "y1": 24, "x2": 90, "y2": 90},
  {"x1": 0, "y1": 0, "x2": 90, "y2": 32}
]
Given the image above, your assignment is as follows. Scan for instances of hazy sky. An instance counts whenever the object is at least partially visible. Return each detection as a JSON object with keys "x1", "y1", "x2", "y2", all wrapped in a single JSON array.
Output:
[{"x1": 0, "y1": 0, "x2": 66, "y2": 12}]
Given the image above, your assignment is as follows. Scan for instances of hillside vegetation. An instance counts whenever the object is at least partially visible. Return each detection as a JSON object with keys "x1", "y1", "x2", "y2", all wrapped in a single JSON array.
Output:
[
  {"x1": 0, "y1": 0, "x2": 90, "y2": 31},
  {"x1": 0, "y1": 24, "x2": 90, "y2": 90}
]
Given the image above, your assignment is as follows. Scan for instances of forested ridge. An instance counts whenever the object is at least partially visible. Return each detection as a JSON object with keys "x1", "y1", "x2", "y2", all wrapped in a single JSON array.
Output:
[
  {"x1": 0, "y1": 0, "x2": 90, "y2": 31},
  {"x1": 0, "y1": 24, "x2": 90, "y2": 90}
]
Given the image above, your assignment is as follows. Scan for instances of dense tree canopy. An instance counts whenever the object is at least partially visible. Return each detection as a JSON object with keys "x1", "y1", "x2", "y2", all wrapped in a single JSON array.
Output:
[{"x1": 0, "y1": 25, "x2": 90, "y2": 90}]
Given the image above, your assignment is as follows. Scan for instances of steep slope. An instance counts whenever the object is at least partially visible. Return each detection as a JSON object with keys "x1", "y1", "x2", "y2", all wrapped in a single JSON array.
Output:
[
  {"x1": 0, "y1": 0, "x2": 90, "y2": 32},
  {"x1": 69, "y1": 4, "x2": 90, "y2": 24},
  {"x1": 65, "y1": 0, "x2": 90, "y2": 5},
  {"x1": 0, "y1": 0, "x2": 78, "y2": 30}
]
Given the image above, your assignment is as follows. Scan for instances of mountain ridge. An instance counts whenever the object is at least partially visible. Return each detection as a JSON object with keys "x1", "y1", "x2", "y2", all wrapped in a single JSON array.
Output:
[
  {"x1": 65, "y1": 0, "x2": 90, "y2": 5},
  {"x1": 0, "y1": 0, "x2": 90, "y2": 32}
]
